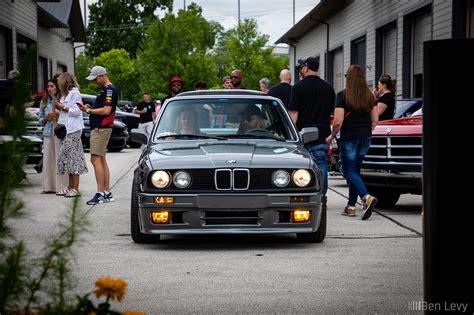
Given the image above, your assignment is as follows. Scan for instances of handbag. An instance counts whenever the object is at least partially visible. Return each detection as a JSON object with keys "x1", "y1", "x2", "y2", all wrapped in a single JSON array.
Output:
[{"x1": 54, "y1": 124, "x2": 67, "y2": 139}]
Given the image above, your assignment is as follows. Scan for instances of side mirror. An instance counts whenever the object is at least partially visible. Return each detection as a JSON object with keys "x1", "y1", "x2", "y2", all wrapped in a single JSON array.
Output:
[
  {"x1": 299, "y1": 127, "x2": 319, "y2": 144},
  {"x1": 131, "y1": 128, "x2": 148, "y2": 145}
]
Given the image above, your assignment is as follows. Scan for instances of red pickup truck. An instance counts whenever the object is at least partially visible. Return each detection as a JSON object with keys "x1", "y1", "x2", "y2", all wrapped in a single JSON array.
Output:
[{"x1": 360, "y1": 109, "x2": 422, "y2": 206}]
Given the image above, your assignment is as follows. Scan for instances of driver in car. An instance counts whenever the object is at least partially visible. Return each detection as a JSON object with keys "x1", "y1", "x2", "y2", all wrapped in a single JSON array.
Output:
[{"x1": 237, "y1": 104, "x2": 266, "y2": 134}]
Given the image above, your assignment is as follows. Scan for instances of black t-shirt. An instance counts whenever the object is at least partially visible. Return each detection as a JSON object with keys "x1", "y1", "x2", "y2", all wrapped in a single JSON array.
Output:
[
  {"x1": 268, "y1": 82, "x2": 292, "y2": 108},
  {"x1": 288, "y1": 76, "x2": 335, "y2": 143},
  {"x1": 335, "y1": 90, "x2": 372, "y2": 141},
  {"x1": 136, "y1": 101, "x2": 155, "y2": 123},
  {"x1": 90, "y1": 84, "x2": 118, "y2": 129},
  {"x1": 377, "y1": 92, "x2": 395, "y2": 121}
]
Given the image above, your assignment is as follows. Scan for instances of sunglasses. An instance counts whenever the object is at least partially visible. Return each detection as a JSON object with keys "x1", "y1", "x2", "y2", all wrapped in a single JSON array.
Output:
[{"x1": 230, "y1": 76, "x2": 240, "y2": 79}]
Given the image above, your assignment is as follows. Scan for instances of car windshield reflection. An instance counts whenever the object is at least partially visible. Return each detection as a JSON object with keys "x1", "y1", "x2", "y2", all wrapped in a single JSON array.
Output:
[{"x1": 152, "y1": 98, "x2": 295, "y2": 142}]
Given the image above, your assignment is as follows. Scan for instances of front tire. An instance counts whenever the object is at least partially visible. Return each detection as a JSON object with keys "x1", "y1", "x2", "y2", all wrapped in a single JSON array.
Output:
[
  {"x1": 131, "y1": 177, "x2": 160, "y2": 243},
  {"x1": 368, "y1": 187, "x2": 400, "y2": 207},
  {"x1": 296, "y1": 203, "x2": 326, "y2": 243}
]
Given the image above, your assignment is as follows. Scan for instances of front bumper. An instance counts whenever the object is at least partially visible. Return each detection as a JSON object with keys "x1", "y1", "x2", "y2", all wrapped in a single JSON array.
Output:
[
  {"x1": 138, "y1": 192, "x2": 322, "y2": 235},
  {"x1": 360, "y1": 169, "x2": 422, "y2": 193}
]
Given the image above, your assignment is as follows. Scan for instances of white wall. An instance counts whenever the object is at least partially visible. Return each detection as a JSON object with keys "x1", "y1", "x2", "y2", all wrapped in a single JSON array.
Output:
[{"x1": 37, "y1": 25, "x2": 74, "y2": 80}]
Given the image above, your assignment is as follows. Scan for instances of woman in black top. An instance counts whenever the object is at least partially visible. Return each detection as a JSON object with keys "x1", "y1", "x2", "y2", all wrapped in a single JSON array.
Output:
[
  {"x1": 325, "y1": 64, "x2": 379, "y2": 220},
  {"x1": 374, "y1": 74, "x2": 396, "y2": 121}
]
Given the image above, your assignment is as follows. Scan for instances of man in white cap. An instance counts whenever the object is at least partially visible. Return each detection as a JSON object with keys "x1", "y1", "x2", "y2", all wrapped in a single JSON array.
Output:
[{"x1": 79, "y1": 66, "x2": 118, "y2": 205}]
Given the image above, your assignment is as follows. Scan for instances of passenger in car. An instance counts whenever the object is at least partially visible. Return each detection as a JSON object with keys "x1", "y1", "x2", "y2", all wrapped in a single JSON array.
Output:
[
  {"x1": 237, "y1": 104, "x2": 266, "y2": 134},
  {"x1": 175, "y1": 107, "x2": 200, "y2": 135}
]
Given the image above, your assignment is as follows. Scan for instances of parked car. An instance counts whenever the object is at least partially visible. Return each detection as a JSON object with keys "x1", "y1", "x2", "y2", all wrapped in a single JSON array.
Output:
[
  {"x1": 361, "y1": 109, "x2": 423, "y2": 207},
  {"x1": 81, "y1": 112, "x2": 128, "y2": 152},
  {"x1": 129, "y1": 89, "x2": 326, "y2": 244},
  {"x1": 81, "y1": 94, "x2": 141, "y2": 148},
  {"x1": 394, "y1": 98, "x2": 422, "y2": 118}
]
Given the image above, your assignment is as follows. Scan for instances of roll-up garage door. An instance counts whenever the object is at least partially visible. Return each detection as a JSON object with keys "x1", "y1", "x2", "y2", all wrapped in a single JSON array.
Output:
[
  {"x1": 412, "y1": 11, "x2": 432, "y2": 97},
  {"x1": 332, "y1": 48, "x2": 344, "y2": 94},
  {"x1": 383, "y1": 26, "x2": 397, "y2": 78}
]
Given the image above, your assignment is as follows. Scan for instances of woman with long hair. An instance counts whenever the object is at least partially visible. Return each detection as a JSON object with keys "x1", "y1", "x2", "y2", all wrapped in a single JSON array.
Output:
[
  {"x1": 325, "y1": 64, "x2": 379, "y2": 220},
  {"x1": 373, "y1": 74, "x2": 396, "y2": 121},
  {"x1": 54, "y1": 72, "x2": 88, "y2": 197},
  {"x1": 38, "y1": 77, "x2": 68, "y2": 194}
]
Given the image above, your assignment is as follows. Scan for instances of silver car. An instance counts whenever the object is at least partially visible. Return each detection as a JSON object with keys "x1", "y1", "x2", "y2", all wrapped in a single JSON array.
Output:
[{"x1": 130, "y1": 90, "x2": 325, "y2": 243}]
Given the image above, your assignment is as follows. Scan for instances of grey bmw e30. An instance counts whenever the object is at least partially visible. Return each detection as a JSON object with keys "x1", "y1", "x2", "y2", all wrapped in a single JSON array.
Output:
[{"x1": 130, "y1": 89, "x2": 326, "y2": 243}]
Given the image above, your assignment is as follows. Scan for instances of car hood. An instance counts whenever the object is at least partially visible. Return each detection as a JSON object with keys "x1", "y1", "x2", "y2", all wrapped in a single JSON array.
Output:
[
  {"x1": 373, "y1": 115, "x2": 422, "y2": 136},
  {"x1": 146, "y1": 141, "x2": 312, "y2": 169}
]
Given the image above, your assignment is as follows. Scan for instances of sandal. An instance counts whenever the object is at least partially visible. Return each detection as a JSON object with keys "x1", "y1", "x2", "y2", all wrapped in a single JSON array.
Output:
[
  {"x1": 65, "y1": 189, "x2": 80, "y2": 198},
  {"x1": 56, "y1": 189, "x2": 70, "y2": 196}
]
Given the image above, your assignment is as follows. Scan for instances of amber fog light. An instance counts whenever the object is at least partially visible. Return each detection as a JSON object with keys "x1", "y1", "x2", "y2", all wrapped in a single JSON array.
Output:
[
  {"x1": 150, "y1": 211, "x2": 170, "y2": 224},
  {"x1": 291, "y1": 210, "x2": 311, "y2": 222}
]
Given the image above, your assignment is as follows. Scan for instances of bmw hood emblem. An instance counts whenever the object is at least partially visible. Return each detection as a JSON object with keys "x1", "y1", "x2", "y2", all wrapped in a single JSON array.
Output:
[{"x1": 226, "y1": 160, "x2": 237, "y2": 164}]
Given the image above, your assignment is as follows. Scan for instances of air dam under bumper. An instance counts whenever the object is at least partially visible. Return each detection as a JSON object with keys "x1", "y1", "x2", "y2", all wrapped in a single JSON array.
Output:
[{"x1": 138, "y1": 192, "x2": 322, "y2": 235}]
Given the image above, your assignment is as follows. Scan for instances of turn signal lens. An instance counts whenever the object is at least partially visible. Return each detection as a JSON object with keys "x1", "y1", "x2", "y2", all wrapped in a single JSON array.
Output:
[
  {"x1": 151, "y1": 171, "x2": 170, "y2": 188},
  {"x1": 155, "y1": 196, "x2": 174, "y2": 204},
  {"x1": 292, "y1": 210, "x2": 311, "y2": 222},
  {"x1": 150, "y1": 211, "x2": 170, "y2": 224}
]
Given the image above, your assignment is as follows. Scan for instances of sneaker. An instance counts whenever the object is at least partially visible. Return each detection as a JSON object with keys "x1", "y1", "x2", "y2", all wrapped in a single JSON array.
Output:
[
  {"x1": 341, "y1": 205, "x2": 356, "y2": 217},
  {"x1": 56, "y1": 189, "x2": 70, "y2": 196},
  {"x1": 86, "y1": 192, "x2": 107, "y2": 205},
  {"x1": 361, "y1": 194, "x2": 378, "y2": 220},
  {"x1": 65, "y1": 189, "x2": 80, "y2": 198},
  {"x1": 104, "y1": 191, "x2": 114, "y2": 203}
]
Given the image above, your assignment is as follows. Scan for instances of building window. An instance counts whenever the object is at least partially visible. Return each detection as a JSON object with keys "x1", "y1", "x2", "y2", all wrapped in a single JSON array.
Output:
[
  {"x1": 328, "y1": 47, "x2": 344, "y2": 94},
  {"x1": 39, "y1": 56, "x2": 48, "y2": 91},
  {"x1": 57, "y1": 63, "x2": 67, "y2": 74},
  {"x1": 375, "y1": 22, "x2": 397, "y2": 86}
]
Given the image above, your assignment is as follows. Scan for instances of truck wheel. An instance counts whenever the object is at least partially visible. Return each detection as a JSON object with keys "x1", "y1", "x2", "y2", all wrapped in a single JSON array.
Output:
[
  {"x1": 369, "y1": 188, "x2": 400, "y2": 207},
  {"x1": 296, "y1": 204, "x2": 326, "y2": 243},
  {"x1": 131, "y1": 178, "x2": 160, "y2": 243}
]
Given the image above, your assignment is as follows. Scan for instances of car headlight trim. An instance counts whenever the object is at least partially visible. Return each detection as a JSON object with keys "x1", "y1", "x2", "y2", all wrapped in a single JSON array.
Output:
[
  {"x1": 173, "y1": 171, "x2": 191, "y2": 189},
  {"x1": 292, "y1": 169, "x2": 312, "y2": 187},
  {"x1": 151, "y1": 170, "x2": 171, "y2": 189},
  {"x1": 272, "y1": 170, "x2": 290, "y2": 188}
]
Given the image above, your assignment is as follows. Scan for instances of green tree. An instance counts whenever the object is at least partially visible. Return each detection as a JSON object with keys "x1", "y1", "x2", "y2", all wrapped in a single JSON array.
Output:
[
  {"x1": 95, "y1": 49, "x2": 137, "y2": 100},
  {"x1": 137, "y1": 3, "x2": 219, "y2": 99},
  {"x1": 216, "y1": 19, "x2": 289, "y2": 90},
  {"x1": 86, "y1": 0, "x2": 173, "y2": 58},
  {"x1": 75, "y1": 52, "x2": 97, "y2": 95}
]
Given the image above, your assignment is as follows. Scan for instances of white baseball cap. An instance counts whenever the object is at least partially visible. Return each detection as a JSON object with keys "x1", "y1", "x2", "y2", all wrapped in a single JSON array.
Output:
[{"x1": 86, "y1": 65, "x2": 107, "y2": 80}]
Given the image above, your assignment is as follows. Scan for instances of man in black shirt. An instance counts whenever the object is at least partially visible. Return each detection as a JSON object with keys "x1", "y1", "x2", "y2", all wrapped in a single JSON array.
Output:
[
  {"x1": 268, "y1": 69, "x2": 292, "y2": 109},
  {"x1": 134, "y1": 92, "x2": 156, "y2": 136},
  {"x1": 288, "y1": 57, "x2": 335, "y2": 205}
]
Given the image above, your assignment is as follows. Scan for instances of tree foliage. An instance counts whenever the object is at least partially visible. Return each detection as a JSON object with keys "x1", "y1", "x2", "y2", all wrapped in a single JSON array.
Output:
[
  {"x1": 137, "y1": 3, "x2": 219, "y2": 99},
  {"x1": 86, "y1": 0, "x2": 173, "y2": 58},
  {"x1": 215, "y1": 19, "x2": 289, "y2": 90}
]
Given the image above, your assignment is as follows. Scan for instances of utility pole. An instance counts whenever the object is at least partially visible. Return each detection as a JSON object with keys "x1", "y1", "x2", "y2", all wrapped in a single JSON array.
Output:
[
  {"x1": 238, "y1": 0, "x2": 241, "y2": 25},
  {"x1": 293, "y1": 0, "x2": 295, "y2": 25},
  {"x1": 84, "y1": 0, "x2": 87, "y2": 26}
]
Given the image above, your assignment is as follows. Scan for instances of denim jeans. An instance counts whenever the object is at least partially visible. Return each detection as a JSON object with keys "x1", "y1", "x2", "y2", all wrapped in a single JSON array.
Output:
[
  {"x1": 339, "y1": 137, "x2": 371, "y2": 206},
  {"x1": 304, "y1": 142, "x2": 329, "y2": 195}
]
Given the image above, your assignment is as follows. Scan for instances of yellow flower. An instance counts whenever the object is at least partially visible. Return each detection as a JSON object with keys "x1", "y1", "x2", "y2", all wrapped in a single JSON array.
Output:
[
  {"x1": 94, "y1": 276, "x2": 128, "y2": 302},
  {"x1": 123, "y1": 310, "x2": 147, "y2": 315}
]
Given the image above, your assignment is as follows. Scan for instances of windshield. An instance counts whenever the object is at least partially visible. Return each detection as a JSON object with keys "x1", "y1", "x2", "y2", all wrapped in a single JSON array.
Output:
[{"x1": 152, "y1": 98, "x2": 296, "y2": 142}]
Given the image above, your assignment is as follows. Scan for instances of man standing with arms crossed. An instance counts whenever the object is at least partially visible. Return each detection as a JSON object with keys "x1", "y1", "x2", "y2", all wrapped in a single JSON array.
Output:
[
  {"x1": 288, "y1": 57, "x2": 335, "y2": 211},
  {"x1": 79, "y1": 66, "x2": 118, "y2": 205}
]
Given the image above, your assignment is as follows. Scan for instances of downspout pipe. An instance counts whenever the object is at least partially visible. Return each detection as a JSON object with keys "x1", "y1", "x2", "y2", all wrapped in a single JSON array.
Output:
[
  {"x1": 309, "y1": 16, "x2": 329, "y2": 79},
  {"x1": 288, "y1": 37, "x2": 297, "y2": 82}
]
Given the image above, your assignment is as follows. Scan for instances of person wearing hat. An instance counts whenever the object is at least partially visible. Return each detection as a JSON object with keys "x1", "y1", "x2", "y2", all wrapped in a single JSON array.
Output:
[
  {"x1": 288, "y1": 57, "x2": 335, "y2": 209},
  {"x1": 237, "y1": 104, "x2": 266, "y2": 134},
  {"x1": 163, "y1": 77, "x2": 183, "y2": 103},
  {"x1": 78, "y1": 65, "x2": 118, "y2": 205}
]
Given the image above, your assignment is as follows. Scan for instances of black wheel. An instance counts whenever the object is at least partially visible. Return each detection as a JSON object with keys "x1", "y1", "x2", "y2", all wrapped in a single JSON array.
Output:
[
  {"x1": 107, "y1": 147, "x2": 123, "y2": 152},
  {"x1": 131, "y1": 177, "x2": 161, "y2": 243},
  {"x1": 296, "y1": 204, "x2": 326, "y2": 243},
  {"x1": 128, "y1": 140, "x2": 142, "y2": 148},
  {"x1": 368, "y1": 187, "x2": 400, "y2": 207}
]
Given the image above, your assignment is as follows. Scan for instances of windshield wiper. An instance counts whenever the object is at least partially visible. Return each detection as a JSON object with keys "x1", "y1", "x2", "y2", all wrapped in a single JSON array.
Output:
[{"x1": 155, "y1": 133, "x2": 225, "y2": 140}]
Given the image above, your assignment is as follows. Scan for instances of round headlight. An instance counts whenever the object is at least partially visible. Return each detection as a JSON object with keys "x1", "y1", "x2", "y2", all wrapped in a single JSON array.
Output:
[
  {"x1": 272, "y1": 170, "x2": 290, "y2": 187},
  {"x1": 151, "y1": 170, "x2": 170, "y2": 189},
  {"x1": 173, "y1": 171, "x2": 191, "y2": 189},
  {"x1": 292, "y1": 169, "x2": 311, "y2": 187}
]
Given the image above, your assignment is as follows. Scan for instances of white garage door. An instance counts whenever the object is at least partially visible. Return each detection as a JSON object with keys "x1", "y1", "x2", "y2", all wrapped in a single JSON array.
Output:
[
  {"x1": 332, "y1": 48, "x2": 344, "y2": 94},
  {"x1": 412, "y1": 11, "x2": 432, "y2": 97}
]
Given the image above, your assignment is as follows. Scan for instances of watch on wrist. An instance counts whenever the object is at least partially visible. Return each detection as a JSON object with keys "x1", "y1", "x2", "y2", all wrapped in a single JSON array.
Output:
[{"x1": 87, "y1": 108, "x2": 90, "y2": 114}]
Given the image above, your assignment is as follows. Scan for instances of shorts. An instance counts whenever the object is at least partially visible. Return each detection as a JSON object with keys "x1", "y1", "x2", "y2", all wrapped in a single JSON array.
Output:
[{"x1": 90, "y1": 128, "x2": 112, "y2": 156}]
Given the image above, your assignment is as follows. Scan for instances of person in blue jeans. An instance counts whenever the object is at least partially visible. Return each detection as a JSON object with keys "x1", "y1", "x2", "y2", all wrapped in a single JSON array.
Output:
[
  {"x1": 326, "y1": 64, "x2": 379, "y2": 220},
  {"x1": 288, "y1": 57, "x2": 335, "y2": 209}
]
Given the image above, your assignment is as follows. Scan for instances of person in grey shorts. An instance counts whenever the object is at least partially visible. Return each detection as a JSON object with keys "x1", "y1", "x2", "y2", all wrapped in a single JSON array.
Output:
[{"x1": 79, "y1": 66, "x2": 118, "y2": 205}]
